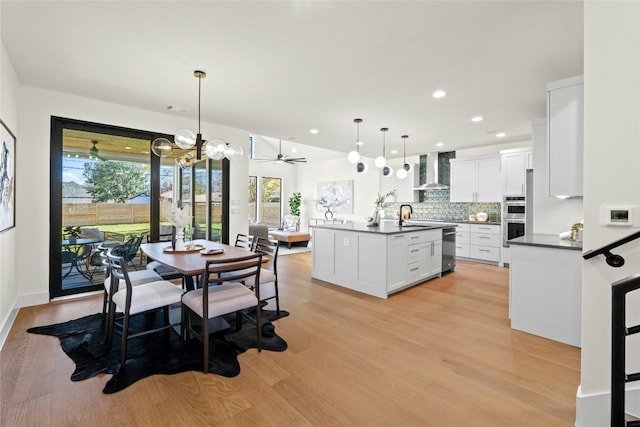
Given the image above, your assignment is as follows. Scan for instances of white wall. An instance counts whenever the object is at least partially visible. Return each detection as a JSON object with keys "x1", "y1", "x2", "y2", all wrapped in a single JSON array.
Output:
[
  {"x1": 531, "y1": 119, "x2": 584, "y2": 234},
  {"x1": 13, "y1": 86, "x2": 250, "y2": 305},
  {"x1": 0, "y1": 40, "x2": 20, "y2": 348},
  {"x1": 296, "y1": 155, "x2": 381, "y2": 232},
  {"x1": 577, "y1": 2, "x2": 640, "y2": 425},
  {"x1": 455, "y1": 140, "x2": 531, "y2": 158}
]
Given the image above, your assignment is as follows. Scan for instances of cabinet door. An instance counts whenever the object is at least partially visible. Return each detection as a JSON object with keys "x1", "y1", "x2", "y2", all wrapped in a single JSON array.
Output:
[
  {"x1": 502, "y1": 152, "x2": 526, "y2": 196},
  {"x1": 476, "y1": 157, "x2": 502, "y2": 202},
  {"x1": 387, "y1": 234, "x2": 408, "y2": 291},
  {"x1": 397, "y1": 163, "x2": 418, "y2": 202},
  {"x1": 450, "y1": 159, "x2": 476, "y2": 202},
  {"x1": 427, "y1": 239, "x2": 443, "y2": 276},
  {"x1": 548, "y1": 77, "x2": 583, "y2": 197}
]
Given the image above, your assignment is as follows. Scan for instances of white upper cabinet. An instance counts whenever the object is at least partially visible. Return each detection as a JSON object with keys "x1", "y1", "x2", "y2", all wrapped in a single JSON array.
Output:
[
  {"x1": 450, "y1": 156, "x2": 501, "y2": 202},
  {"x1": 380, "y1": 160, "x2": 418, "y2": 202},
  {"x1": 501, "y1": 148, "x2": 532, "y2": 196},
  {"x1": 547, "y1": 75, "x2": 583, "y2": 197}
]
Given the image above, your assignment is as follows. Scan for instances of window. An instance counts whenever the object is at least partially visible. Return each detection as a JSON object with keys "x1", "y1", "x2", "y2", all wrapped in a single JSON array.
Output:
[
  {"x1": 248, "y1": 175, "x2": 257, "y2": 223},
  {"x1": 260, "y1": 177, "x2": 281, "y2": 227}
]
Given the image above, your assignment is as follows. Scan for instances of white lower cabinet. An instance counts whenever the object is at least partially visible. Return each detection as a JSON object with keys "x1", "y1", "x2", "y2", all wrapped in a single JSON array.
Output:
[
  {"x1": 455, "y1": 223, "x2": 501, "y2": 263},
  {"x1": 311, "y1": 227, "x2": 443, "y2": 298}
]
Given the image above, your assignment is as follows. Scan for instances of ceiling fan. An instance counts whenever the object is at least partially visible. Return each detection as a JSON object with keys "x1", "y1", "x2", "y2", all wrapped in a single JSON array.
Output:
[
  {"x1": 89, "y1": 140, "x2": 100, "y2": 159},
  {"x1": 258, "y1": 139, "x2": 307, "y2": 164}
]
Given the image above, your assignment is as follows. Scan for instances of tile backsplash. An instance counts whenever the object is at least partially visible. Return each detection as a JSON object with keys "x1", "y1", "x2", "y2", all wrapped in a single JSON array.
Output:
[{"x1": 385, "y1": 190, "x2": 501, "y2": 222}]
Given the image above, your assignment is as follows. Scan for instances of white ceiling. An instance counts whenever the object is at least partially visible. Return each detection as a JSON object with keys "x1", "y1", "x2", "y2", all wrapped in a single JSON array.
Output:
[{"x1": 1, "y1": 1, "x2": 583, "y2": 161}]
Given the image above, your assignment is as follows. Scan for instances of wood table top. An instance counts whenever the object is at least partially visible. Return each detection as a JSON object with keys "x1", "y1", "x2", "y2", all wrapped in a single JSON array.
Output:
[{"x1": 141, "y1": 239, "x2": 254, "y2": 277}]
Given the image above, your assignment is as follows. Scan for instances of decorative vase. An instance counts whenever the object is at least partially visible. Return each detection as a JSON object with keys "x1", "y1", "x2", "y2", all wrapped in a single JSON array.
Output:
[
  {"x1": 325, "y1": 208, "x2": 334, "y2": 220},
  {"x1": 175, "y1": 228, "x2": 185, "y2": 251}
]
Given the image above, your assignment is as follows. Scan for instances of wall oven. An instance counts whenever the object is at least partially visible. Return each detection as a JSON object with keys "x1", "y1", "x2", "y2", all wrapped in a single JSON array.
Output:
[{"x1": 503, "y1": 196, "x2": 526, "y2": 247}]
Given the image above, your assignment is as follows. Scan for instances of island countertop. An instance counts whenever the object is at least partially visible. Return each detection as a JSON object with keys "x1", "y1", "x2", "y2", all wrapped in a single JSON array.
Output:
[
  {"x1": 508, "y1": 233, "x2": 583, "y2": 251},
  {"x1": 310, "y1": 221, "x2": 452, "y2": 235}
]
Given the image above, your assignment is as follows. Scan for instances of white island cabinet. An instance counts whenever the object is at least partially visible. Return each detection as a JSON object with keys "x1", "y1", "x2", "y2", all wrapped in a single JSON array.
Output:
[{"x1": 312, "y1": 223, "x2": 444, "y2": 299}]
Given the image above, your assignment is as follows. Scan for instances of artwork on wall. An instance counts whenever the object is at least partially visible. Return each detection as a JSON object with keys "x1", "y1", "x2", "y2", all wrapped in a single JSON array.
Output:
[
  {"x1": 0, "y1": 119, "x2": 16, "y2": 232},
  {"x1": 317, "y1": 180, "x2": 353, "y2": 214}
]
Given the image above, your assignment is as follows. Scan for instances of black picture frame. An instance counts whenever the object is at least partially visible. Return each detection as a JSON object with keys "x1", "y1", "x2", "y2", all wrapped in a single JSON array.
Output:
[{"x1": 0, "y1": 118, "x2": 16, "y2": 233}]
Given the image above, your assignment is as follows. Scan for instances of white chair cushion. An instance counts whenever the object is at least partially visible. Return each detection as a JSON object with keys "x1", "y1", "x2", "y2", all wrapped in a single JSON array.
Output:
[
  {"x1": 104, "y1": 269, "x2": 162, "y2": 294},
  {"x1": 112, "y1": 280, "x2": 183, "y2": 315},
  {"x1": 182, "y1": 282, "x2": 257, "y2": 319}
]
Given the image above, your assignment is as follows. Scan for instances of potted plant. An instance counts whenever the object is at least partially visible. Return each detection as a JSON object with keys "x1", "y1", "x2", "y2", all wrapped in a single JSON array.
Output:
[
  {"x1": 63, "y1": 225, "x2": 82, "y2": 244},
  {"x1": 366, "y1": 190, "x2": 396, "y2": 227},
  {"x1": 570, "y1": 221, "x2": 584, "y2": 241},
  {"x1": 288, "y1": 192, "x2": 301, "y2": 217}
]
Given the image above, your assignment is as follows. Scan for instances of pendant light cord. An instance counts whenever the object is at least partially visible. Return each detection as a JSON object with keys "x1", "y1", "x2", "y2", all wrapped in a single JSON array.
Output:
[{"x1": 197, "y1": 75, "x2": 202, "y2": 135}]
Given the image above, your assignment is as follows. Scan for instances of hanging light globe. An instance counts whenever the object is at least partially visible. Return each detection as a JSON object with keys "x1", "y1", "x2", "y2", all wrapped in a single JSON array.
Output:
[
  {"x1": 151, "y1": 138, "x2": 173, "y2": 158},
  {"x1": 356, "y1": 161, "x2": 368, "y2": 173},
  {"x1": 397, "y1": 168, "x2": 408, "y2": 179},
  {"x1": 174, "y1": 129, "x2": 196, "y2": 149},
  {"x1": 375, "y1": 156, "x2": 386, "y2": 168},
  {"x1": 403, "y1": 163, "x2": 413, "y2": 173},
  {"x1": 347, "y1": 150, "x2": 360, "y2": 164},
  {"x1": 224, "y1": 142, "x2": 244, "y2": 160},
  {"x1": 204, "y1": 139, "x2": 227, "y2": 160},
  {"x1": 383, "y1": 165, "x2": 393, "y2": 177}
]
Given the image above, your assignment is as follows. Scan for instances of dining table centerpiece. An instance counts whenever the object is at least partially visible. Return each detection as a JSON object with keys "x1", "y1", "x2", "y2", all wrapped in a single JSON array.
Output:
[{"x1": 161, "y1": 198, "x2": 190, "y2": 250}]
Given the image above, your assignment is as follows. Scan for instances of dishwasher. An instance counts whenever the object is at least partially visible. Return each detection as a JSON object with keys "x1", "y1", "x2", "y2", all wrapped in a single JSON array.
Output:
[{"x1": 442, "y1": 227, "x2": 457, "y2": 273}]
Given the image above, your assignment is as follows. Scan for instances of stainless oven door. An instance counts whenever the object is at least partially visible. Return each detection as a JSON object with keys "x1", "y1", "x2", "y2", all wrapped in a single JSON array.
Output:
[{"x1": 503, "y1": 219, "x2": 526, "y2": 247}]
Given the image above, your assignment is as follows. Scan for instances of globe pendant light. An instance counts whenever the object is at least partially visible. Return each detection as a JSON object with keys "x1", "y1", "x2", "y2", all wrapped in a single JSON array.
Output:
[
  {"x1": 347, "y1": 118, "x2": 362, "y2": 164},
  {"x1": 397, "y1": 135, "x2": 412, "y2": 179},
  {"x1": 152, "y1": 70, "x2": 243, "y2": 162},
  {"x1": 379, "y1": 128, "x2": 393, "y2": 177},
  {"x1": 375, "y1": 127, "x2": 387, "y2": 169}
]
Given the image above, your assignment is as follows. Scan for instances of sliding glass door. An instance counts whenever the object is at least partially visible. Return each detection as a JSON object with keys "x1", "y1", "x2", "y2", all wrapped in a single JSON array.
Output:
[{"x1": 50, "y1": 117, "x2": 229, "y2": 298}]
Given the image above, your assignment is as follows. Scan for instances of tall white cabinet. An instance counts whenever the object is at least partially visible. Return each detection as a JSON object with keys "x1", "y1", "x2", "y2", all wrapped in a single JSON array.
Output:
[
  {"x1": 501, "y1": 148, "x2": 532, "y2": 196},
  {"x1": 547, "y1": 75, "x2": 584, "y2": 198},
  {"x1": 449, "y1": 156, "x2": 501, "y2": 202}
]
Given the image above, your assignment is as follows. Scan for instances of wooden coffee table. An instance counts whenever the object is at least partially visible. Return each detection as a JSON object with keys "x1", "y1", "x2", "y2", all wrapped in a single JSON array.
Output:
[{"x1": 269, "y1": 230, "x2": 311, "y2": 248}]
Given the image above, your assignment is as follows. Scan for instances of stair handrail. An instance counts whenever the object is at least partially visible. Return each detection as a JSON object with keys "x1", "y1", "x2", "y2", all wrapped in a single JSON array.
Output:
[
  {"x1": 583, "y1": 230, "x2": 640, "y2": 267},
  {"x1": 610, "y1": 274, "x2": 640, "y2": 426}
]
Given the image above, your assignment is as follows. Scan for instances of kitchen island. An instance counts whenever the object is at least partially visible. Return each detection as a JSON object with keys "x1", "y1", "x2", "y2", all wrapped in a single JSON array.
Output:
[
  {"x1": 508, "y1": 233, "x2": 583, "y2": 346},
  {"x1": 311, "y1": 222, "x2": 448, "y2": 299}
]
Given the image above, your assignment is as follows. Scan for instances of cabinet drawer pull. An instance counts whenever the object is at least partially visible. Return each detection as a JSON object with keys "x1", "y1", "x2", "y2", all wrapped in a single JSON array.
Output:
[
  {"x1": 479, "y1": 249, "x2": 491, "y2": 252},
  {"x1": 410, "y1": 249, "x2": 419, "y2": 253},
  {"x1": 409, "y1": 267, "x2": 419, "y2": 272},
  {"x1": 479, "y1": 236, "x2": 491, "y2": 239}
]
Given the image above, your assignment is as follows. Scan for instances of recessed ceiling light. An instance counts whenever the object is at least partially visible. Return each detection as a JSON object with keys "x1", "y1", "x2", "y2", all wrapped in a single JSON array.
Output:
[
  {"x1": 356, "y1": 141, "x2": 364, "y2": 146},
  {"x1": 471, "y1": 116, "x2": 483, "y2": 122},
  {"x1": 124, "y1": 146, "x2": 132, "y2": 150},
  {"x1": 309, "y1": 129, "x2": 319, "y2": 134},
  {"x1": 432, "y1": 90, "x2": 446, "y2": 99},
  {"x1": 291, "y1": 148, "x2": 297, "y2": 153},
  {"x1": 436, "y1": 142, "x2": 444, "y2": 147},
  {"x1": 391, "y1": 150, "x2": 398, "y2": 154},
  {"x1": 496, "y1": 132, "x2": 506, "y2": 138}
]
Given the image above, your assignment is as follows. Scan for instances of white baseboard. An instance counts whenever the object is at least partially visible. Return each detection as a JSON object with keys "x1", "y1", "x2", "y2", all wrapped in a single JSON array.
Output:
[
  {"x1": 0, "y1": 291, "x2": 49, "y2": 351},
  {"x1": 576, "y1": 384, "x2": 640, "y2": 426}
]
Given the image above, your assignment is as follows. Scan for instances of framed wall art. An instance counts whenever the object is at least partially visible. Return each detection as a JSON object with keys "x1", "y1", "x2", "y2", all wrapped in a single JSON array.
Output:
[
  {"x1": 317, "y1": 179, "x2": 353, "y2": 214},
  {"x1": 0, "y1": 119, "x2": 16, "y2": 232}
]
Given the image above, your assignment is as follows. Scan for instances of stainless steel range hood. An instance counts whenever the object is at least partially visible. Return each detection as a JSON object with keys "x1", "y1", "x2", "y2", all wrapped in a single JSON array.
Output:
[{"x1": 414, "y1": 152, "x2": 449, "y2": 191}]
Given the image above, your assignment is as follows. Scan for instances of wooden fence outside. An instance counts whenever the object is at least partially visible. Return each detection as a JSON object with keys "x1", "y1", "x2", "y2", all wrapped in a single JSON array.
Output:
[{"x1": 62, "y1": 203, "x2": 222, "y2": 227}]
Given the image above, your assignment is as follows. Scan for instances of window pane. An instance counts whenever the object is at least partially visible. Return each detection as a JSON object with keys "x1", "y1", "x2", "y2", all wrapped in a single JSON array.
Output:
[
  {"x1": 248, "y1": 175, "x2": 257, "y2": 223},
  {"x1": 261, "y1": 177, "x2": 281, "y2": 227}
]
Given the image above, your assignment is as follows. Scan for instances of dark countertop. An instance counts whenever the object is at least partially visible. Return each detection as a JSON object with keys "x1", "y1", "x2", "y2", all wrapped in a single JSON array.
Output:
[
  {"x1": 310, "y1": 222, "x2": 452, "y2": 235},
  {"x1": 508, "y1": 233, "x2": 583, "y2": 251}
]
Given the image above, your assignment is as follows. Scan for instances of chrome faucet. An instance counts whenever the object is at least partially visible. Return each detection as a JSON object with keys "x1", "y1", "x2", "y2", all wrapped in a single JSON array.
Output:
[{"x1": 399, "y1": 204, "x2": 413, "y2": 226}]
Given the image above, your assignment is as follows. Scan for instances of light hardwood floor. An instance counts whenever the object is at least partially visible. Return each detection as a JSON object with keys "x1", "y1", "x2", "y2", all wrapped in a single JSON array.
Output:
[{"x1": 1, "y1": 255, "x2": 580, "y2": 426}]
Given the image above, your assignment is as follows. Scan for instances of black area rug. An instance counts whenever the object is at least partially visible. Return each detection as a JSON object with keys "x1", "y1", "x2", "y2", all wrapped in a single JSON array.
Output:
[{"x1": 27, "y1": 309, "x2": 288, "y2": 393}]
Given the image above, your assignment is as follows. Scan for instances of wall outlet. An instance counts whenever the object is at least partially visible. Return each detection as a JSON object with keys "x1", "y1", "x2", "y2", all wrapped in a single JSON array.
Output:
[{"x1": 343, "y1": 237, "x2": 350, "y2": 246}]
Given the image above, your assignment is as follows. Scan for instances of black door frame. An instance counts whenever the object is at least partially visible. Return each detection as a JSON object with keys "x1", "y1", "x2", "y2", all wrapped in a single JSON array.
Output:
[{"x1": 49, "y1": 116, "x2": 229, "y2": 298}]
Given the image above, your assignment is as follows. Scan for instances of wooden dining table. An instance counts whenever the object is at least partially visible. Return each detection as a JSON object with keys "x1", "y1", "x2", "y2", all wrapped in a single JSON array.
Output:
[{"x1": 140, "y1": 239, "x2": 255, "y2": 290}]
